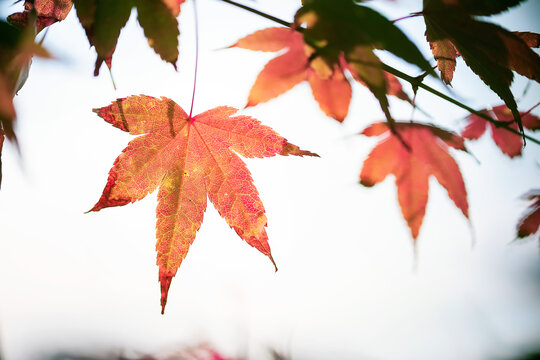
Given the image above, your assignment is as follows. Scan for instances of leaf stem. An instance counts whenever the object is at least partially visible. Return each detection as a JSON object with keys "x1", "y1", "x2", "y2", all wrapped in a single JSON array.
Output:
[
  {"x1": 218, "y1": 0, "x2": 540, "y2": 146},
  {"x1": 522, "y1": 101, "x2": 540, "y2": 117},
  {"x1": 392, "y1": 12, "x2": 422, "y2": 23},
  {"x1": 189, "y1": 0, "x2": 199, "y2": 119}
]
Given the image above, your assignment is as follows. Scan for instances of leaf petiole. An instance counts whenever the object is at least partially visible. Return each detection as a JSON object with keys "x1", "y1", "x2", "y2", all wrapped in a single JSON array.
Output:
[{"x1": 189, "y1": 0, "x2": 199, "y2": 119}]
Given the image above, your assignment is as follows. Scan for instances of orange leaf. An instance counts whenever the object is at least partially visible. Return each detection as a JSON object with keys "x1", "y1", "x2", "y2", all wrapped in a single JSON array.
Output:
[
  {"x1": 517, "y1": 190, "x2": 540, "y2": 241},
  {"x1": 89, "y1": 96, "x2": 317, "y2": 313},
  {"x1": 360, "y1": 122, "x2": 469, "y2": 239},
  {"x1": 233, "y1": 27, "x2": 412, "y2": 122},
  {"x1": 462, "y1": 104, "x2": 540, "y2": 157}
]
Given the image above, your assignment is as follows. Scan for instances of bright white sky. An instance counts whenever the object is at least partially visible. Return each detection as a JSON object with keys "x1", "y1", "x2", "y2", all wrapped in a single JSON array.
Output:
[{"x1": 1, "y1": 0, "x2": 540, "y2": 359}]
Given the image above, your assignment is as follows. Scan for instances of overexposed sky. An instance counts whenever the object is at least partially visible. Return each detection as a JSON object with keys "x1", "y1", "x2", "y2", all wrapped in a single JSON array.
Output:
[{"x1": 1, "y1": 1, "x2": 540, "y2": 359}]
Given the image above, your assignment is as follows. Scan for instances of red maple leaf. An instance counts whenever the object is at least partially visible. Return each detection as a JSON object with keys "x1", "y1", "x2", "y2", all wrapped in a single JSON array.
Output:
[
  {"x1": 516, "y1": 190, "x2": 540, "y2": 242},
  {"x1": 360, "y1": 122, "x2": 469, "y2": 239},
  {"x1": 462, "y1": 104, "x2": 540, "y2": 157},
  {"x1": 231, "y1": 27, "x2": 413, "y2": 122},
  {"x1": 89, "y1": 95, "x2": 317, "y2": 313},
  {"x1": 7, "y1": 0, "x2": 73, "y2": 33}
]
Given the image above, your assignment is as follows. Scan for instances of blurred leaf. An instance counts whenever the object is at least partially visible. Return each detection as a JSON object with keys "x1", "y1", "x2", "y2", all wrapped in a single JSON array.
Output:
[
  {"x1": 423, "y1": 0, "x2": 540, "y2": 134},
  {"x1": 462, "y1": 104, "x2": 540, "y2": 157},
  {"x1": 360, "y1": 122, "x2": 469, "y2": 239},
  {"x1": 516, "y1": 190, "x2": 540, "y2": 242},
  {"x1": 294, "y1": 0, "x2": 434, "y2": 126},
  {"x1": 72, "y1": 0, "x2": 181, "y2": 75}
]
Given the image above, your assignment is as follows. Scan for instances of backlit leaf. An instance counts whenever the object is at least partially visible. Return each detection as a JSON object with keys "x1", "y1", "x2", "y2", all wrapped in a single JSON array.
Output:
[
  {"x1": 423, "y1": 0, "x2": 540, "y2": 133},
  {"x1": 462, "y1": 104, "x2": 540, "y2": 157},
  {"x1": 294, "y1": 0, "x2": 434, "y2": 125},
  {"x1": 516, "y1": 190, "x2": 540, "y2": 242},
  {"x1": 360, "y1": 122, "x2": 469, "y2": 240},
  {"x1": 7, "y1": 0, "x2": 73, "y2": 33},
  {"x1": 89, "y1": 95, "x2": 318, "y2": 313},
  {"x1": 232, "y1": 27, "x2": 413, "y2": 122}
]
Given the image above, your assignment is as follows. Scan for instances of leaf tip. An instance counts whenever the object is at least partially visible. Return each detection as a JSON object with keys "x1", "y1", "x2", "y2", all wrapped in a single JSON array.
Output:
[
  {"x1": 245, "y1": 99, "x2": 257, "y2": 109},
  {"x1": 269, "y1": 253, "x2": 278, "y2": 272},
  {"x1": 159, "y1": 269, "x2": 175, "y2": 315},
  {"x1": 280, "y1": 142, "x2": 319, "y2": 157},
  {"x1": 359, "y1": 178, "x2": 375, "y2": 187}
]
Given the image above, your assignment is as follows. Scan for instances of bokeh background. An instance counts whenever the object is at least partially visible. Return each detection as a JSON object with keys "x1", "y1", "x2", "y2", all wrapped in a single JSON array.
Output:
[{"x1": 1, "y1": 0, "x2": 540, "y2": 359}]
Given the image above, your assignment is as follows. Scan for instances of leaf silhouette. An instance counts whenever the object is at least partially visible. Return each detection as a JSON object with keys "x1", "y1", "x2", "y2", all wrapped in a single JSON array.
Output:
[
  {"x1": 0, "y1": 18, "x2": 50, "y2": 155},
  {"x1": 0, "y1": 14, "x2": 51, "y2": 189},
  {"x1": 72, "y1": 0, "x2": 180, "y2": 75},
  {"x1": 423, "y1": 0, "x2": 540, "y2": 133},
  {"x1": 360, "y1": 122, "x2": 469, "y2": 239},
  {"x1": 462, "y1": 104, "x2": 540, "y2": 157},
  {"x1": 294, "y1": 0, "x2": 434, "y2": 126},
  {"x1": 89, "y1": 95, "x2": 318, "y2": 313},
  {"x1": 7, "y1": 0, "x2": 73, "y2": 33},
  {"x1": 516, "y1": 190, "x2": 540, "y2": 242},
  {"x1": 232, "y1": 27, "x2": 413, "y2": 122}
]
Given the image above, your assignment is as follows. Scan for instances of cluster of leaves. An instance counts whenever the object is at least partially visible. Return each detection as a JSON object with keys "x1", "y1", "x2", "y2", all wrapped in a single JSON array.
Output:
[
  {"x1": 1, "y1": 0, "x2": 539, "y2": 313},
  {"x1": 71, "y1": 0, "x2": 183, "y2": 75},
  {"x1": 0, "y1": 1, "x2": 55, "y2": 182}
]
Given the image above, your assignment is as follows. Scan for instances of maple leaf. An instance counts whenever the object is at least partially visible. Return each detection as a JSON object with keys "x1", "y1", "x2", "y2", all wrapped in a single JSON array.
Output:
[
  {"x1": 8, "y1": 0, "x2": 73, "y2": 33},
  {"x1": 232, "y1": 27, "x2": 414, "y2": 122},
  {"x1": 89, "y1": 95, "x2": 318, "y2": 313},
  {"x1": 360, "y1": 122, "x2": 469, "y2": 239},
  {"x1": 423, "y1": 0, "x2": 540, "y2": 134},
  {"x1": 516, "y1": 190, "x2": 540, "y2": 242},
  {"x1": 72, "y1": 0, "x2": 180, "y2": 75},
  {"x1": 0, "y1": 18, "x2": 50, "y2": 149},
  {"x1": 462, "y1": 104, "x2": 540, "y2": 157},
  {"x1": 293, "y1": 0, "x2": 435, "y2": 127}
]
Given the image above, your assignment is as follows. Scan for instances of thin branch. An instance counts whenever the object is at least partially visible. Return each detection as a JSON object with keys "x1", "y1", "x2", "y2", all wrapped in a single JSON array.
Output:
[
  {"x1": 381, "y1": 64, "x2": 540, "y2": 145},
  {"x1": 218, "y1": 0, "x2": 540, "y2": 146},
  {"x1": 218, "y1": 0, "x2": 292, "y2": 27},
  {"x1": 522, "y1": 101, "x2": 540, "y2": 117}
]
